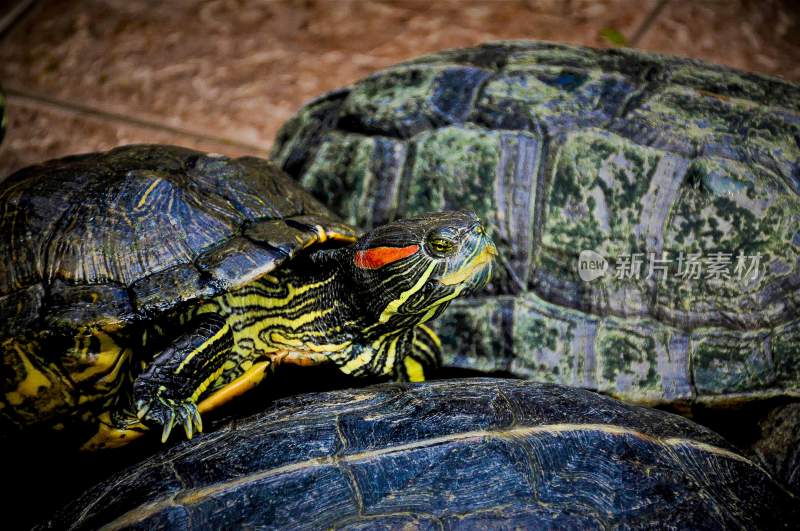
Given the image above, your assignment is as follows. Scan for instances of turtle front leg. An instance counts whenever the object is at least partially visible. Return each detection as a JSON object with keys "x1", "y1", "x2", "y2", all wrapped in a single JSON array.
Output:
[
  {"x1": 336, "y1": 326, "x2": 442, "y2": 383},
  {"x1": 133, "y1": 313, "x2": 233, "y2": 443},
  {"x1": 395, "y1": 324, "x2": 443, "y2": 382}
]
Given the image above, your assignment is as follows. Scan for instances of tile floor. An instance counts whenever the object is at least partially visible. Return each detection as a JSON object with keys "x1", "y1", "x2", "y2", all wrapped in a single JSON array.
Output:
[{"x1": 1, "y1": 0, "x2": 798, "y2": 177}]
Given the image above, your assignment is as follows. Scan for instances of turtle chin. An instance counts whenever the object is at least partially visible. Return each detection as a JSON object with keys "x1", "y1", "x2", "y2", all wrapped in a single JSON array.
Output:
[{"x1": 462, "y1": 259, "x2": 493, "y2": 295}]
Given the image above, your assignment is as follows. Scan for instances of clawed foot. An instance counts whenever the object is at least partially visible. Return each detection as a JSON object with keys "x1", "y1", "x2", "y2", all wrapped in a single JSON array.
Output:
[{"x1": 135, "y1": 397, "x2": 203, "y2": 443}]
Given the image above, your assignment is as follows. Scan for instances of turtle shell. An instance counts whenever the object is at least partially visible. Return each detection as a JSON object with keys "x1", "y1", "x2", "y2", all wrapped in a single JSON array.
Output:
[
  {"x1": 41, "y1": 378, "x2": 797, "y2": 529},
  {"x1": 273, "y1": 41, "x2": 800, "y2": 407},
  {"x1": 0, "y1": 144, "x2": 356, "y2": 336}
]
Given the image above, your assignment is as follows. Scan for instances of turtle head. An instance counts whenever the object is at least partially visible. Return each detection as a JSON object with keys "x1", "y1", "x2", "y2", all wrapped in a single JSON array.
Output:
[{"x1": 347, "y1": 210, "x2": 496, "y2": 327}]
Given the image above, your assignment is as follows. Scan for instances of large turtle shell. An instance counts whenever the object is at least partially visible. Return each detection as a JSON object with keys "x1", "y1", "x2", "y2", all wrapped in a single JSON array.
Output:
[
  {"x1": 273, "y1": 41, "x2": 800, "y2": 407},
  {"x1": 0, "y1": 144, "x2": 355, "y2": 336},
  {"x1": 41, "y1": 378, "x2": 797, "y2": 529}
]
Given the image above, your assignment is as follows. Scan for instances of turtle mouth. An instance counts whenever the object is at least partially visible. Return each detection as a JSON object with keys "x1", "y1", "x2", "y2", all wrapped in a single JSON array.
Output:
[{"x1": 439, "y1": 240, "x2": 497, "y2": 288}]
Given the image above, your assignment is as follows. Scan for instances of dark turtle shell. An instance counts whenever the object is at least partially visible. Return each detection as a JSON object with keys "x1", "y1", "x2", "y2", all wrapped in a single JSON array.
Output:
[
  {"x1": 273, "y1": 41, "x2": 800, "y2": 407},
  {"x1": 0, "y1": 144, "x2": 355, "y2": 336},
  {"x1": 41, "y1": 378, "x2": 797, "y2": 529}
]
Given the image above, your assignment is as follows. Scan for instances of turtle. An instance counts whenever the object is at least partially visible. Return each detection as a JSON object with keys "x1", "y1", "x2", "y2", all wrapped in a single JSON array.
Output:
[
  {"x1": 272, "y1": 41, "x2": 800, "y2": 487},
  {"x1": 39, "y1": 378, "x2": 798, "y2": 530},
  {"x1": 0, "y1": 144, "x2": 496, "y2": 450}
]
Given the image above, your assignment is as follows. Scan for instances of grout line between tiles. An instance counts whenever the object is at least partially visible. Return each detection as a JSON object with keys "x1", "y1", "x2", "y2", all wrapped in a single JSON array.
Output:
[
  {"x1": 629, "y1": 0, "x2": 670, "y2": 46},
  {"x1": 4, "y1": 87, "x2": 267, "y2": 154}
]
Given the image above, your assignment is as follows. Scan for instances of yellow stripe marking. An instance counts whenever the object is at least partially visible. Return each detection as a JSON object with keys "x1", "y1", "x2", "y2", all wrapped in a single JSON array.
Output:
[
  {"x1": 412, "y1": 339, "x2": 432, "y2": 354},
  {"x1": 377, "y1": 261, "x2": 437, "y2": 324},
  {"x1": 418, "y1": 324, "x2": 441, "y2": 348},
  {"x1": 439, "y1": 244, "x2": 496, "y2": 286},
  {"x1": 266, "y1": 330, "x2": 351, "y2": 350},
  {"x1": 382, "y1": 335, "x2": 400, "y2": 375},
  {"x1": 233, "y1": 278, "x2": 335, "y2": 309},
  {"x1": 136, "y1": 178, "x2": 162, "y2": 209},
  {"x1": 341, "y1": 346, "x2": 377, "y2": 374},
  {"x1": 325, "y1": 228, "x2": 357, "y2": 244},
  {"x1": 412, "y1": 338, "x2": 434, "y2": 359},
  {"x1": 417, "y1": 285, "x2": 465, "y2": 324},
  {"x1": 403, "y1": 356, "x2": 425, "y2": 382},
  {"x1": 268, "y1": 333, "x2": 304, "y2": 348},
  {"x1": 176, "y1": 323, "x2": 230, "y2": 374},
  {"x1": 190, "y1": 365, "x2": 227, "y2": 403},
  {"x1": 260, "y1": 308, "x2": 335, "y2": 330},
  {"x1": 304, "y1": 341, "x2": 351, "y2": 353}
]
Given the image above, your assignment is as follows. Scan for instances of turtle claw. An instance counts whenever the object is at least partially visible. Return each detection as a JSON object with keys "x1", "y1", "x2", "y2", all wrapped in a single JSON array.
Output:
[
  {"x1": 182, "y1": 406, "x2": 194, "y2": 440},
  {"x1": 161, "y1": 409, "x2": 175, "y2": 443},
  {"x1": 134, "y1": 396, "x2": 203, "y2": 443},
  {"x1": 192, "y1": 407, "x2": 203, "y2": 434}
]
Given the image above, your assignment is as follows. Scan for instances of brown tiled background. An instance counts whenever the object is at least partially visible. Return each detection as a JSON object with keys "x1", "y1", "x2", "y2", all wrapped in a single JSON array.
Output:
[{"x1": 1, "y1": 0, "x2": 798, "y2": 178}]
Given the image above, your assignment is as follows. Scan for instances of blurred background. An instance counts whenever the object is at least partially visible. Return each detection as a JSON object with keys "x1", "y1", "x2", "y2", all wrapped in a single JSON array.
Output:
[{"x1": 0, "y1": 0, "x2": 798, "y2": 178}]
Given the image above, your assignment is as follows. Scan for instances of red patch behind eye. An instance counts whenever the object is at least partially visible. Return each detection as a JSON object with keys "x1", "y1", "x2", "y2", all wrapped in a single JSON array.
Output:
[{"x1": 354, "y1": 244, "x2": 420, "y2": 269}]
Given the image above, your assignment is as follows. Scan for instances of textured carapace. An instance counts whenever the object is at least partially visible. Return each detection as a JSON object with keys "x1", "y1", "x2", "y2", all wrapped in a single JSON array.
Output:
[
  {"x1": 273, "y1": 41, "x2": 800, "y2": 410},
  {"x1": 42, "y1": 379, "x2": 799, "y2": 530},
  {"x1": 0, "y1": 145, "x2": 357, "y2": 444}
]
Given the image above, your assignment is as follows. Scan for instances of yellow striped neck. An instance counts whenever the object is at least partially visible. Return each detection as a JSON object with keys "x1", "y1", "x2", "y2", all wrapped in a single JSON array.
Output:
[{"x1": 194, "y1": 255, "x2": 426, "y2": 378}]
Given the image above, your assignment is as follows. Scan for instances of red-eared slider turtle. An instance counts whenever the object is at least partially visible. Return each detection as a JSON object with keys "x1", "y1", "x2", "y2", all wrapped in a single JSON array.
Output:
[
  {"x1": 0, "y1": 144, "x2": 495, "y2": 449},
  {"x1": 40, "y1": 378, "x2": 798, "y2": 530},
  {"x1": 273, "y1": 41, "x2": 800, "y2": 487}
]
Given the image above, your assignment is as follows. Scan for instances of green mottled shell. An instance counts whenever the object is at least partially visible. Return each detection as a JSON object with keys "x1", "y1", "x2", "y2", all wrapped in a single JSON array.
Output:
[
  {"x1": 0, "y1": 144, "x2": 353, "y2": 335},
  {"x1": 273, "y1": 41, "x2": 800, "y2": 405}
]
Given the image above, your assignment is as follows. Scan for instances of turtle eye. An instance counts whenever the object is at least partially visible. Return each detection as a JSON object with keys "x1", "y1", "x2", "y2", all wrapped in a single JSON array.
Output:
[
  {"x1": 426, "y1": 229, "x2": 458, "y2": 256},
  {"x1": 429, "y1": 238, "x2": 454, "y2": 254}
]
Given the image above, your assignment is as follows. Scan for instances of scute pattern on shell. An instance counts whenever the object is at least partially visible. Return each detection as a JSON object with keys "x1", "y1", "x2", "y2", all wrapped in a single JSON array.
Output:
[
  {"x1": 0, "y1": 144, "x2": 341, "y2": 331},
  {"x1": 272, "y1": 41, "x2": 800, "y2": 405},
  {"x1": 42, "y1": 379, "x2": 798, "y2": 529}
]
